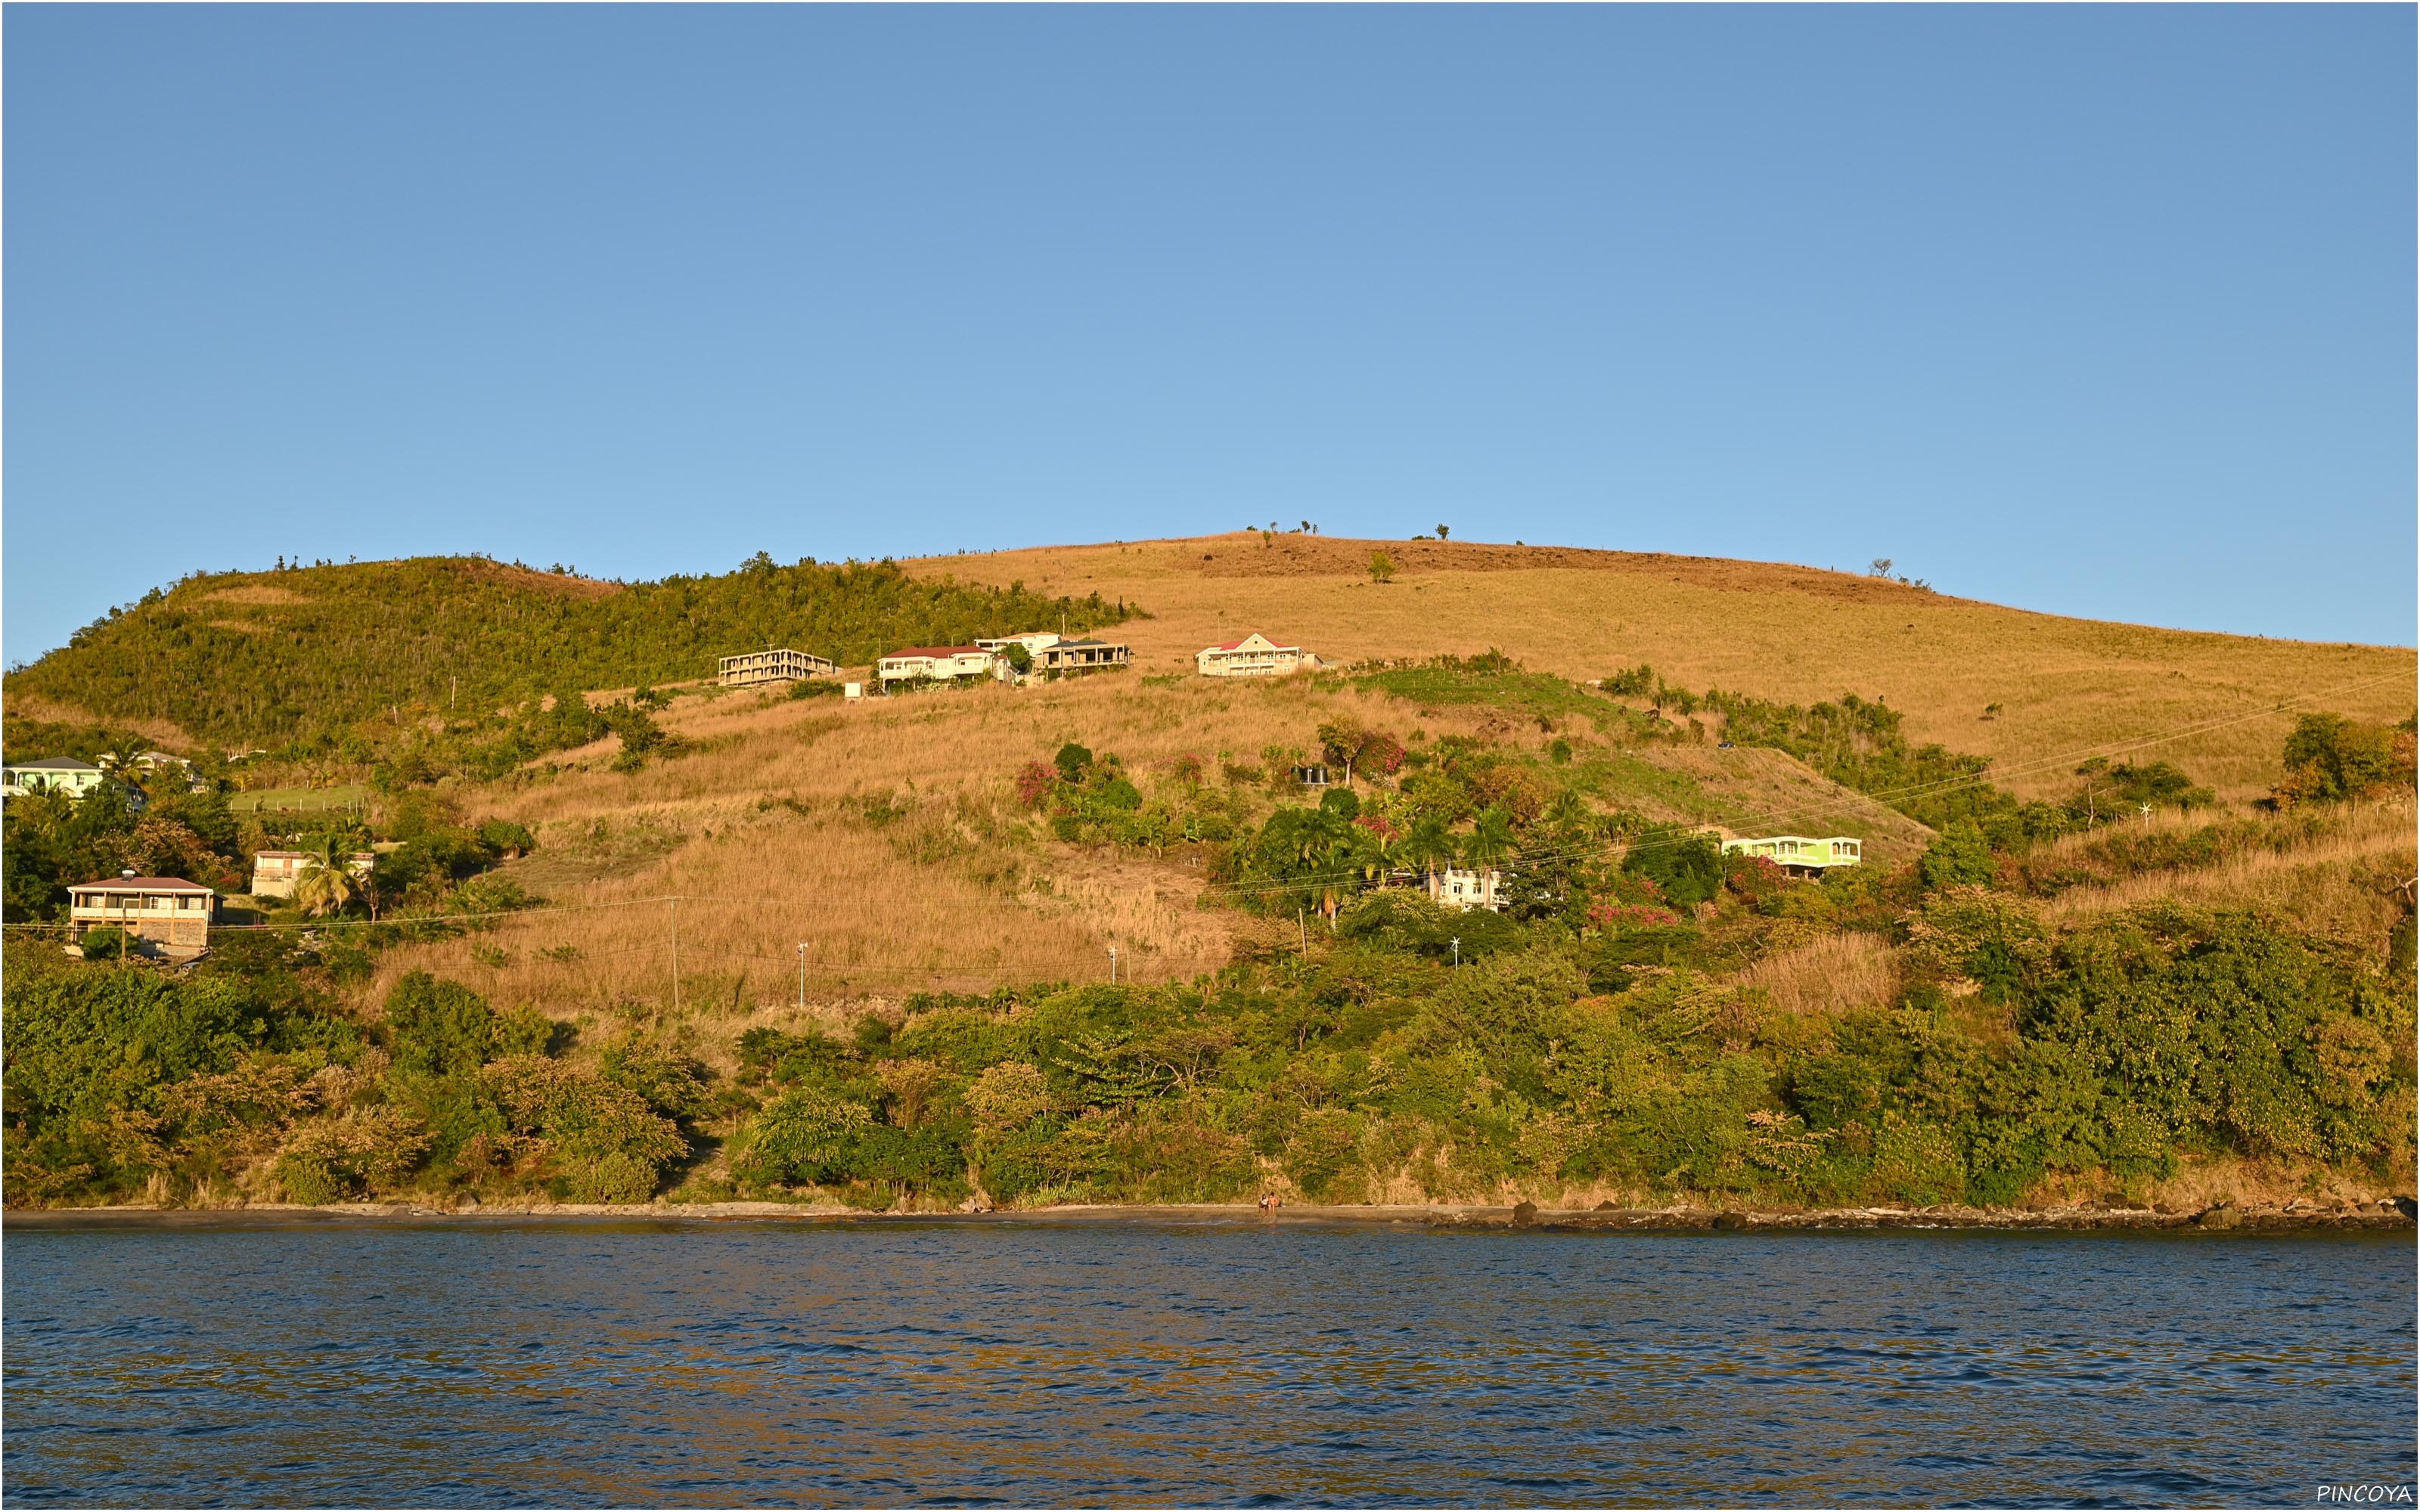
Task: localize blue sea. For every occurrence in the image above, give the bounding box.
[4,1216,2412,1505]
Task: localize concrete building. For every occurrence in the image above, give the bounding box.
[251,850,377,900]
[68,875,219,958]
[1426,866,1506,912]
[877,646,1001,691]
[3,758,107,799]
[718,649,839,689]
[1034,637,1131,674]
[1720,835,1862,877]
[977,632,1132,677]
[1196,633,1313,677]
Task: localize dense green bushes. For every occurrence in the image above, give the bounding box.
[697,899,2412,1211]
[5,889,2408,1210]
[2,956,695,1207]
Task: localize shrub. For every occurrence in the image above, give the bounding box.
[383,973,537,1077]
[1621,829,1725,908]
[966,1062,1055,1130]
[2270,713,2412,806]
[734,1087,876,1188]
[478,1056,687,1202]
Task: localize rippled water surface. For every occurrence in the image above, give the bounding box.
[4,1218,2412,1506]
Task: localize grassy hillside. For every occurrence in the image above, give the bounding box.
[4,554,1137,751]
[901,533,2415,803]
[5,532,2412,1216]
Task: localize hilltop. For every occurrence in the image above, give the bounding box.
[5,531,2412,1220]
[899,532,2415,803]
[3,553,1136,752]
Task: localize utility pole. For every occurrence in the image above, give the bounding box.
[670,897,681,1015]
[796,941,808,1011]
[1108,946,1118,985]
[1451,937,1460,968]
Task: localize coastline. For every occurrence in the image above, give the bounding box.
[8,1197,2413,1233]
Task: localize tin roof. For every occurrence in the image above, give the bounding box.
[882,646,988,659]
[8,757,101,771]
[70,876,216,894]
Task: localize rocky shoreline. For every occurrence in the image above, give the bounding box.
[8,1196,2415,1232]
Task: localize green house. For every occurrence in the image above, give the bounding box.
[2,758,107,800]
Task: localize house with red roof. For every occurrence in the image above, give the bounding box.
[1196,632,1313,678]
[67,873,219,958]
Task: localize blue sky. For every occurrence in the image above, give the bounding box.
[6,5,2412,658]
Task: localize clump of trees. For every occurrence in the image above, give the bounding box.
[2267,713,2417,808]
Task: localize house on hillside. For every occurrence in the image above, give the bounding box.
[718,648,839,689]
[250,850,377,900]
[2,758,108,800]
[1426,866,1506,912]
[1720,835,1862,878]
[117,751,207,792]
[976,633,1133,677]
[67,874,219,958]
[1196,633,1314,677]
[877,646,1001,691]
[1036,637,1131,674]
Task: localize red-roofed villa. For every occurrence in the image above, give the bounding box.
[67,875,219,958]
[1196,632,1313,677]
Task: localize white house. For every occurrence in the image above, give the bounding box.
[978,632,1133,677]
[250,850,377,900]
[877,645,1001,690]
[1426,866,1506,912]
[2,758,107,799]
[1196,633,1313,677]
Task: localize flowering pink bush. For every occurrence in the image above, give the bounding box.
[1587,901,1683,929]
[1014,759,1058,809]
[1355,813,1400,843]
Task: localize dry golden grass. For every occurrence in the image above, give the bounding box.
[358,531,2410,1011]
[203,585,312,606]
[368,664,1931,1008]
[2038,799,2415,950]
[907,533,2415,802]
[367,792,1230,1018]
[1738,931,1901,1017]
[6,692,200,752]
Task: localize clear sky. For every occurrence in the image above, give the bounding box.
[5,5,2413,659]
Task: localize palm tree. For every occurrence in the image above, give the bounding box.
[292,832,364,919]
[1542,789,1598,843]
[1462,805,1516,872]
[1398,815,1458,885]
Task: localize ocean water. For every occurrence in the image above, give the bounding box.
[2,1216,2411,1506]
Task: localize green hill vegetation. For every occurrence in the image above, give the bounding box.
[2,543,2413,1218]
[5,553,1136,751]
